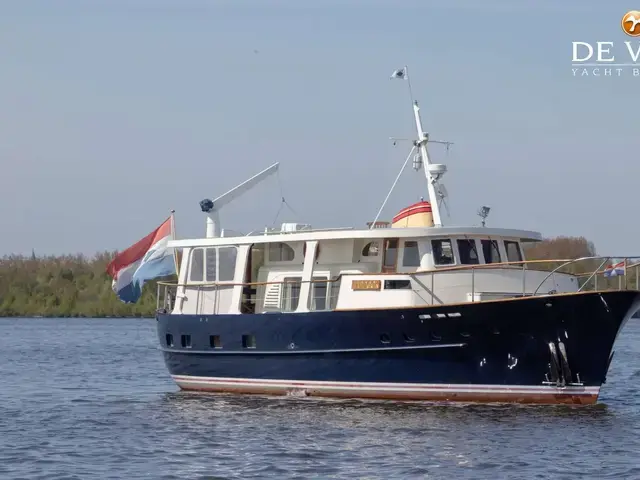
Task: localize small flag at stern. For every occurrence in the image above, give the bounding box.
[604,259,626,278]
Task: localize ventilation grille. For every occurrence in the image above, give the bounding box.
[263,283,282,309]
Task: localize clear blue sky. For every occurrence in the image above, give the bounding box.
[1,0,638,256]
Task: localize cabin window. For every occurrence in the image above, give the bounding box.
[431,239,454,265]
[269,242,295,262]
[384,279,411,289]
[310,276,330,311]
[383,239,399,271]
[189,248,204,282]
[457,239,479,265]
[282,276,302,312]
[362,241,380,257]
[242,334,256,349]
[218,247,237,281]
[205,247,238,282]
[504,241,523,263]
[205,248,217,282]
[481,239,501,264]
[402,241,421,267]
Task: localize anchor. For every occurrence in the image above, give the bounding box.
[543,339,583,387]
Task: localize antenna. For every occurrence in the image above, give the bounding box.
[200,162,279,238]
[437,184,451,218]
[477,206,491,227]
[389,65,452,227]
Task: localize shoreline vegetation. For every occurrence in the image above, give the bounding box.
[0,236,634,318]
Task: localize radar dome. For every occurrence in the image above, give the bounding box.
[392,201,434,228]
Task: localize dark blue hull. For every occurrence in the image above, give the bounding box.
[155,290,640,404]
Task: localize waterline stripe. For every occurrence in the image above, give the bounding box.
[172,375,599,395]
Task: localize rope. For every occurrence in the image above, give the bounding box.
[271,169,300,226]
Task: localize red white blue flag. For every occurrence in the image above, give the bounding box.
[604,259,626,278]
[106,216,176,303]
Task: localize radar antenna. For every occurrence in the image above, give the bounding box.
[477,206,491,227]
[437,184,451,218]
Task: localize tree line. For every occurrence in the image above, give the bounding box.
[0,236,635,317]
[0,251,176,318]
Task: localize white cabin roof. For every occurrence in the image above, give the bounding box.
[168,226,542,249]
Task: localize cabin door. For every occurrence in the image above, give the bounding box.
[241,244,263,314]
[382,238,399,273]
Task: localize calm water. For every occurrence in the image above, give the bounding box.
[0,318,639,479]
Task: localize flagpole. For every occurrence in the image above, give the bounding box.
[404,64,415,106]
[170,209,179,276]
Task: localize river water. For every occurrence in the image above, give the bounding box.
[0,317,639,479]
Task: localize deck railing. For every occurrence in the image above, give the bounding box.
[156,256,640,313]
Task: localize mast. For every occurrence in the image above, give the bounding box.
[412,101,443,227]
[388,65,450,228]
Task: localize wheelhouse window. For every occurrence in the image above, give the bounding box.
[457,239,479,265]
[402,241,421,267]
[504,241,523,263]
[362,241,380,257]
[431,239,454,265]
[481,239,501,264]
[269,242,295,262]
[189,248,204,281]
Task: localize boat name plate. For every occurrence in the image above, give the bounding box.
[351,279,382,291]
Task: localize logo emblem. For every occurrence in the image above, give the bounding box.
[622,10,640,36]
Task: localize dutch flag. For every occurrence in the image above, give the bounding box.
[604,259,626,278]
[106,216,177,303]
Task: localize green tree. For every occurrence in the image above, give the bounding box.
[0,251,176,317]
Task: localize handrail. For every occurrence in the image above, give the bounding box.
[157,278,338,288]
[157,256,640,290]
[244,226,356,236]
[576,257,610,293]
[156,255,640,313]
[531,256,601,296]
